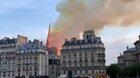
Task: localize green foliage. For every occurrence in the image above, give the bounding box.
[106,64,120,78]
[106,64,140,78]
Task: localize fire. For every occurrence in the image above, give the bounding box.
[46,25,63,55]
[47,0,140,55]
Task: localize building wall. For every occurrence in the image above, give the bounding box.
[16,53,48,78]
[136,53,140,64]
[118,50,139,66]
[0,52,16,78]
[48,48,60,78]
[117,56,125,67]
[16,40,49,78]
[0,36,49,78]
[118,35,140,67]
[0,38,17,78]
[60,30,106,77]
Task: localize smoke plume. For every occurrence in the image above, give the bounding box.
[49,0,140,54]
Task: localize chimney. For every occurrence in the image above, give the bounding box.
[127,46,129,50]
[120,53,121,56]
[71,37,77,41]
[65,39,67,42]
[34,39,39,44]
[139,35,140,40]
[17,35,28,45]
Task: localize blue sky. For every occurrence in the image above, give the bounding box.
[0,0,60,40]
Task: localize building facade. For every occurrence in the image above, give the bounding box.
[0,35,49,78]
[118,35,140,67]
[48,47,60,78]
[60,30,106,77]
[0,35,27,78]
[16,39,48,78]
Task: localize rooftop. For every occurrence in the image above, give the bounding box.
[117,54,124,58]
[124,47,136,53]
[63,30,103,46]
[0,37,17,44]
[134,35,140,45]
[18,39,45,50]
[63,37,103,46]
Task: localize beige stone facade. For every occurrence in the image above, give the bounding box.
[0,36,49,78]
[60,30,106,77]
[118,35,140,67]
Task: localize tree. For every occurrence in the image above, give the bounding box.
[120,64,140,78]
[106,64,121,78]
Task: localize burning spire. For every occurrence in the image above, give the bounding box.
[46,22,51,49]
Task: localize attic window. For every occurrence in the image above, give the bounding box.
[85,40,88,43]
[75,41,77,44]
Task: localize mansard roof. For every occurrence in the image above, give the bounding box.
[134,40,140,45]
[18,40,45,50]
[63,37,103,46]
[117,54,124,58]
[134,35,140,45]
[0,38,17,44]
[124,47,136,53]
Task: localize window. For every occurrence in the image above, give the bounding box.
[79,60,82,62]
[23,67,25,71]
[63,61,66,64]
[35,71,37,76]
[85,63,88,67]
[80,70,81,74]
[34,56,37,59]
[3,72,6,77]
[30,67,32,70]
[26,57,29,60]
[85,70,88,74]
[8,72,10,76]
[79,53,82,56]
[30,56,32,59]
[74,60,77,63]
[34,66,37,70]
[18,58,20,61]
[18,67,20,71]
[80,63,82,67]
[18,73,20,76]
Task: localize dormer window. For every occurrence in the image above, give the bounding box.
[83,30,95,40]
[85,40,88,43]
[75,41,77,44]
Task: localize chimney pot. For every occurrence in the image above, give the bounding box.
[120,53,121,56]
[127,46,129,50]
[65,39,67,41]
